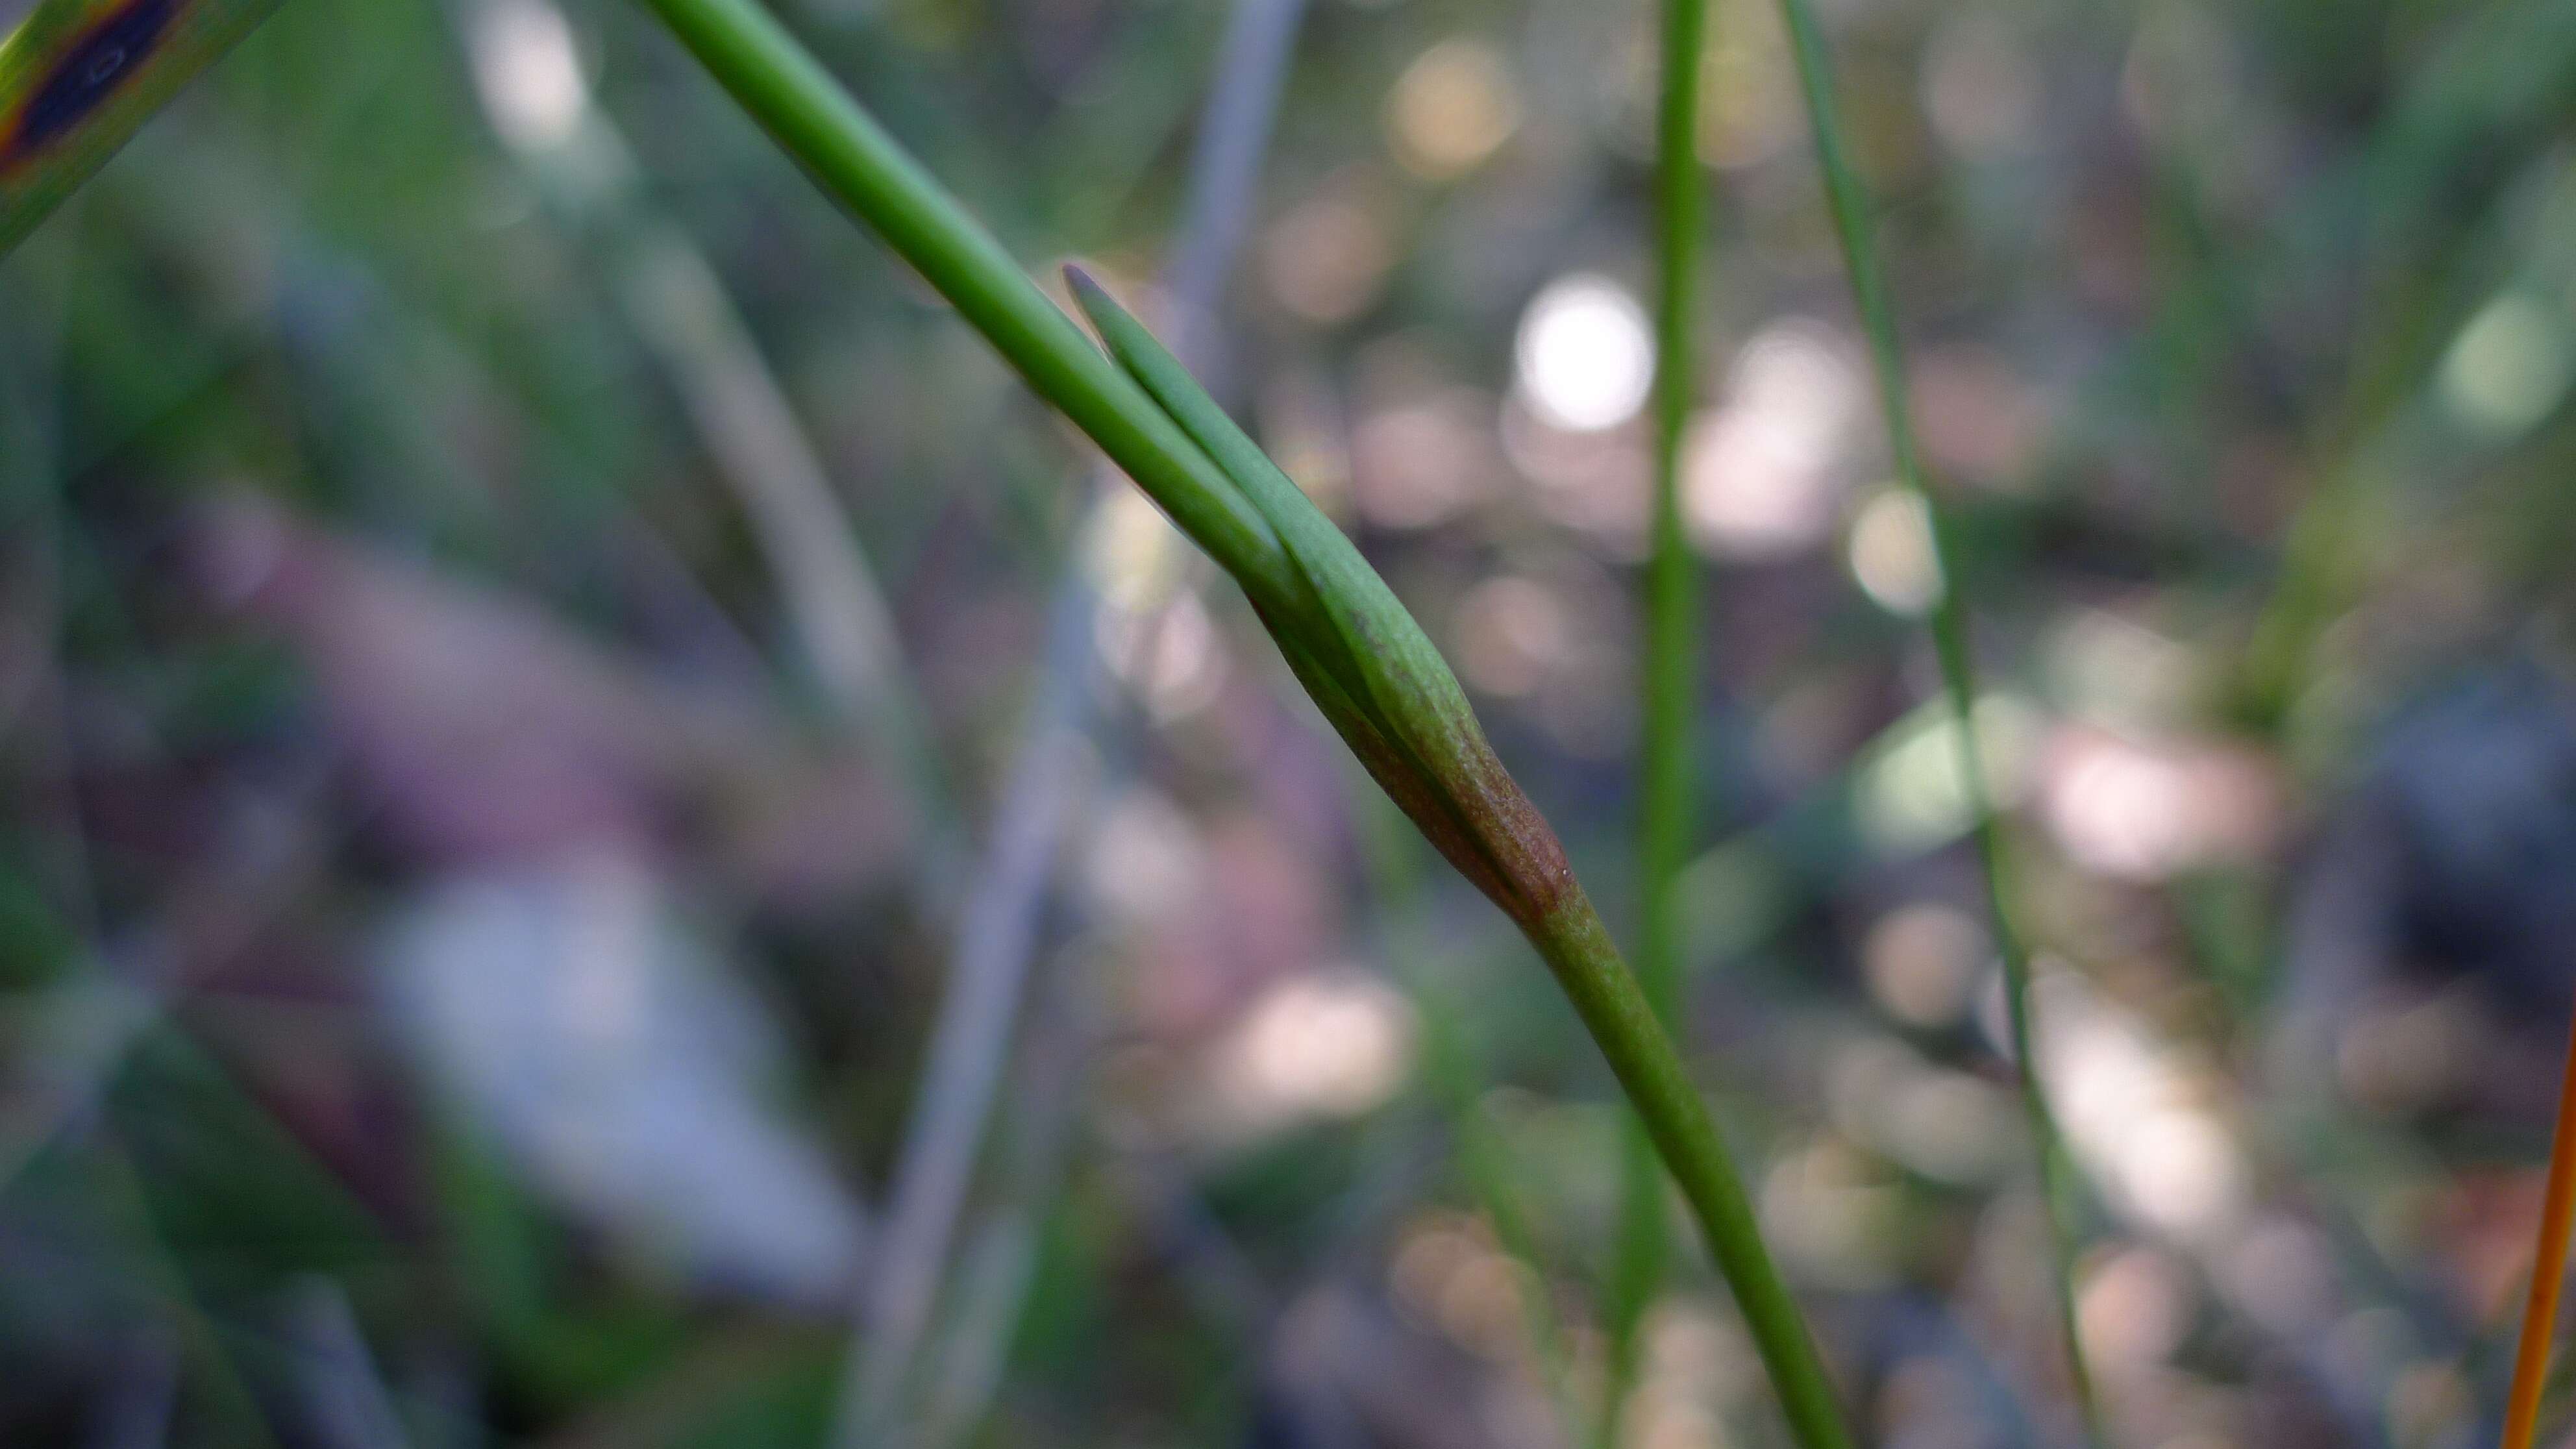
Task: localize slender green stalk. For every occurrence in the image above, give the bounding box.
[1093,262,1861,1449]
[1767,0,2105,1437]
[1067,289,1854,1449]
[1525,898,1852,1449]
[1603,0,1709,1439]
[630,0,1299,625]
[627,3,1855,1443]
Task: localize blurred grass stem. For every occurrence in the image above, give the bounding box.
[447,0,953,853]
[1768,0,2105,1435]
[837,0,1306,1435]
[843,664,1089,1443]
[1603,0,1710,1437]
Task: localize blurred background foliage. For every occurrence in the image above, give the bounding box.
[4,0,2576,1444]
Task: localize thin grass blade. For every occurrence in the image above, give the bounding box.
[1057,269,1853,1449]
[1067,267,1577,935]
[626,3,1857,1441]
[1604,0,1711,1436]
[1766,0,2103,1435]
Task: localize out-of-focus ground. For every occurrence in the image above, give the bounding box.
[5,0,2576,1445]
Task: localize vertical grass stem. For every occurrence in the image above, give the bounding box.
[1604,0,1710,1439]
[1767,0,2105,1435]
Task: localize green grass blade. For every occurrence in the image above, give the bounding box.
[628,5,1857,1441]
[0,0,286,256]
[1067,267,1569,933]
[1071,255,1864,1449]
[1766,0,2105,1437]
[1603,0,1710,1439]
[628,0,1304,627]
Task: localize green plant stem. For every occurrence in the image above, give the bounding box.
[1604,0,1709,1439]
[1766,0,2105,1440]
[629,0,1300,622]
[1530,898,1853,1449]
[629,3,1854,1444]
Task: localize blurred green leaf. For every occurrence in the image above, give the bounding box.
[0,0,284,255]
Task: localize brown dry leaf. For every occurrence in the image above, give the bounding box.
[192,495,912,904]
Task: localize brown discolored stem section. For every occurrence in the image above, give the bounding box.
[1278,623,1852,1449]
[1250,600,1564,933]
[1333,706,1572,935]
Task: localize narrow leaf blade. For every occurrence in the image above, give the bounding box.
[1067,267,1579,931]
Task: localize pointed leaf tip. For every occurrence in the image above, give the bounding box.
[1063,264,1132,349]
[1063,282,1581,934]
[1063,265,1125,341]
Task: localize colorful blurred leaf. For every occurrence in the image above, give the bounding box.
[0,0,283,254]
